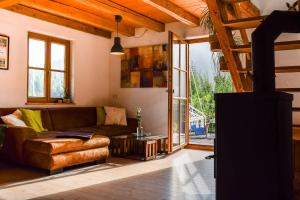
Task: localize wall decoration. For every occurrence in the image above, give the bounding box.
[121,44,168,88]
[0,35,9,70]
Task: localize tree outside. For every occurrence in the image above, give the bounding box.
[190,60,233,134]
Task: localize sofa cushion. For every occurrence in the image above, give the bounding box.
[96,106,106,127]
[24,134,110,155]
[104,106,127,126]
[1,110,27,127]
[20,109,47,132]
[47,107,96,131]
[0,108,53,130]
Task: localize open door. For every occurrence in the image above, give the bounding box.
[168,32,189,152]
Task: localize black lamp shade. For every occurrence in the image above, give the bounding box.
[111,37,124,55]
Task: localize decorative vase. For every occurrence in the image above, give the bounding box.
[137,126,144,137]
[136,107,143,137]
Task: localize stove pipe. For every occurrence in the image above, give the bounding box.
[252,11,300,93]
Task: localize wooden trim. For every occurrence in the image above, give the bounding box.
[185,144,214,151]
[186,43,190,146]
[168,31,173,153]
[186,37,209,44]
[25,102,75,105]
[27,32,71,103]
[143,0,199,26]
[21,0,134,36]
[7,5,111,38]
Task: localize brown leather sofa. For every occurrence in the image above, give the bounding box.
[0,107,137,174]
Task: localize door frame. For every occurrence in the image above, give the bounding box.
[167,31,189,152]
[168,35,214,152]
[185,37,215,151]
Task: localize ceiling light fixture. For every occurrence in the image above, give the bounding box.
[111,15,124,55]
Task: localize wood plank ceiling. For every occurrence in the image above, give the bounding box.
[0,0,207,38]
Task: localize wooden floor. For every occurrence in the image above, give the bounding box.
[0,149,215,200]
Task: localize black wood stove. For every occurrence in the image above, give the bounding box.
[215,11,300,200]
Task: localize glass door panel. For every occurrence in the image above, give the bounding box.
[172,100,180,147]
[168,32,189,151]
[173,69,180,97]
[180,100,187,144]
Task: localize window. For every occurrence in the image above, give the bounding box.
[27,32,70,103]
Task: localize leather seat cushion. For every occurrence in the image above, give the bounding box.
[24,134,110,155]
[24,147,109,170]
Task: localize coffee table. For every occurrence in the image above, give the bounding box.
[110,135,168,161]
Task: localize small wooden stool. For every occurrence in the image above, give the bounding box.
[144,140,157,161]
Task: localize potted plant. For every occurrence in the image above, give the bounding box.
[200,7,220,51]
[63,88,72,103]
[212,52,227,72]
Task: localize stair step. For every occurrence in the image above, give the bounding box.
[238,66,300,73]
[232,40,300,53]
[276,88,300,92]
[293,107,300,112]
[224,16,266,29]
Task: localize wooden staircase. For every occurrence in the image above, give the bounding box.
[206,0,300,128]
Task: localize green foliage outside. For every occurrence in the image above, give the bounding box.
[190,62,233,133]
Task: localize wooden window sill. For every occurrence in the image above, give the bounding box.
[25,102,75,106]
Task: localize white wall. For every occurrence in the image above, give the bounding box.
[109,23,195,135]
[0,9,111,107]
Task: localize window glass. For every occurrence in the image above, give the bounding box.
[51,71,65,98]
[29,39,46,68]
[51,43,66,71]
[28,69,45,97]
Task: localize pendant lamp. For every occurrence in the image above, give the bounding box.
[111,15,124,55]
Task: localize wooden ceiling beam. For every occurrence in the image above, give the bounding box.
[0,0,24,8]
[21,0,135,36]
[143,0,199,26]
[206,0,244,92]
[6,5,111,38]
[52,0,165,32]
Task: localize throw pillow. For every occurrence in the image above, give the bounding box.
[104,106,127,126]
[96,106,106,127]
[1,110,27,127]
[20,109,47,132]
